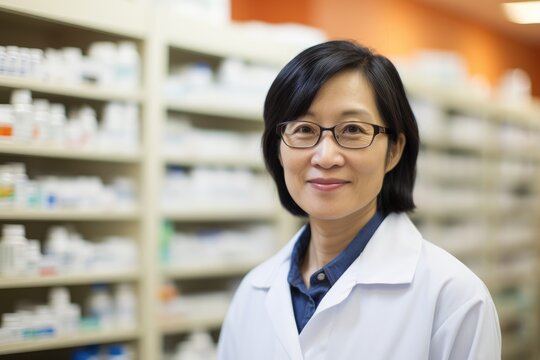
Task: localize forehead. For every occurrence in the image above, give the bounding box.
[306,69,380,121]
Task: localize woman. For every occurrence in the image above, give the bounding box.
[218,40,501,359]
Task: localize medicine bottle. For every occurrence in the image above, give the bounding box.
[86,284,114,331]
[0,105,14,141]
[49,103,66,146]
[32,98,50,143]
[8,162,28,209]
[114,284,137,329]
[10,89,33,142]
[0,224,27,276]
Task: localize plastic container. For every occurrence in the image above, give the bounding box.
[32,98,50,143]
[114,284,137,329]
[116,41,140,89]
[0,224,27,276]
[49,103,66,146]
[25,240,41,276]
[9,162,28,209]
[10,89,33,142]
[107,343,132,360]
[0,165,15,208]
[0,105,14,141]
[86,284,114,330]
[45,226,71,272]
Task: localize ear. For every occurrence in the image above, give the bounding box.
[385,133,405,174]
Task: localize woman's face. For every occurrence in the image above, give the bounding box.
[279,70,404,222]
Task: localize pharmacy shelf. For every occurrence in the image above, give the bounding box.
[0,271,139,289]
[404,77,540,124]
[163,261,260,280]
[0,209,140,221]
[413,206,483,221]
[0,328,139,356]
[496,300,524,328]
[0,4,152,360]
[167,100,262,122]
[421,138,540,163]
[160,308,227,335]
[502,333,534,360]
[163,13,303,67]
[163,154,264,170]
[491,268,537,289]
[496,148,540,163]
[162,207,278,222]
[0,0,148,39]
[0,143,140,163]
[420,137,492,156]
[0,76,143,102]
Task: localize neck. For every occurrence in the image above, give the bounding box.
[301,204,377,284]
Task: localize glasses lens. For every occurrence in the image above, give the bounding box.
[281,121,320,148]
[335,122,374,148]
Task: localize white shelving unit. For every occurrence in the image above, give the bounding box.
[152,12,301,358]
[0,1,148,359]
[0,209,140,221]
[0,271,139,289]
[0,143,140,162]
[0,75,143,102]
[0,328,140,356]
[166,100,263,122]
[163,261,259,280]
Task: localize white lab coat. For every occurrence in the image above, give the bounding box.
[217,213,501,360]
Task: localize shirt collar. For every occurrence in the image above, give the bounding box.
[287,212,385,287]
[250,213,422,289]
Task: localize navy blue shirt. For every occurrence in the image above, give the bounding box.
[287,212,385,333]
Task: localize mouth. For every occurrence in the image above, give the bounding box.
[307,178,349,191]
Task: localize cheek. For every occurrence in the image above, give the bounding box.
[279,144,306,190]
[353,154,388,187]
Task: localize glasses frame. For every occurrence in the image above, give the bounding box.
[277,120,394,149]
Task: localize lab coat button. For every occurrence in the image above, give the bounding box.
[317,272,326,281]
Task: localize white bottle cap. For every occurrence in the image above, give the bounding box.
[10,89,32,106]
[49,287,71,308]
[33,98,50,112]
[50,103,66,114]
[2,224,25,238]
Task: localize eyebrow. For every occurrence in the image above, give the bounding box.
[305,109,373,118]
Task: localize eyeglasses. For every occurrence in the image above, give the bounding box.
[277,120,394,149]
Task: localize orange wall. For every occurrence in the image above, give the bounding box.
[231,0,540,97]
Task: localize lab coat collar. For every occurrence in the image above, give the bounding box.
[248,213,422,358]
[249,212,422,289]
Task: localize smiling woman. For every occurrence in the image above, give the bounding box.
[217,40,502,360]
[277,69,405,225]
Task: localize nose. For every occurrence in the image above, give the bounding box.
[310,131,345,169]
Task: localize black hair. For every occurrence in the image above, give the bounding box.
[262,40,419,216]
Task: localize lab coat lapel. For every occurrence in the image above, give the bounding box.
[314,213,422,315]
[264,260,304,360]
[250,227,305,360]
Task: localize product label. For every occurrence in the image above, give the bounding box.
[0,184,15,206]
[0,125,13,138]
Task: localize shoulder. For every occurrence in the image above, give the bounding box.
[419,239,489,295]
[417,240,501,357]
[417,239,498,333]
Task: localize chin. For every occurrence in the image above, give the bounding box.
[303,204,351,221]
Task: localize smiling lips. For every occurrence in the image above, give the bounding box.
[307,178,349,191]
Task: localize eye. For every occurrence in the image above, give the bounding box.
[296,125,316,134]
[341,123,368,135]
[287,122,318,135]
